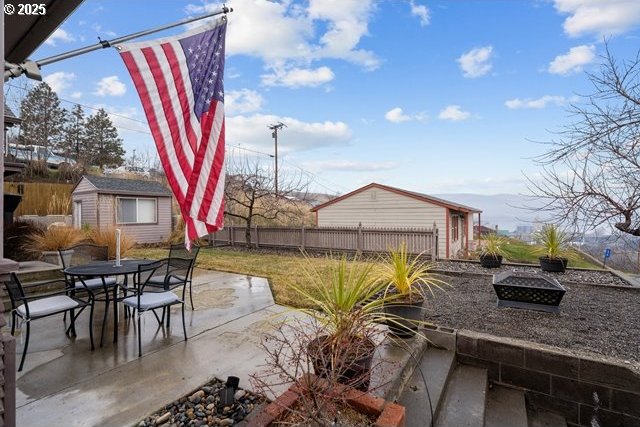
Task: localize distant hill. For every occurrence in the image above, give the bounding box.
[434,193,546,231]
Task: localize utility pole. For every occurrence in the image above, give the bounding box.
[268,122,286,196]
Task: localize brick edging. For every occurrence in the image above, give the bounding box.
[247,375,405,427]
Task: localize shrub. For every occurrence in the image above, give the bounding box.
[27,225,85,252]
[4,220,44,261]
[57,163,85,182]
[88,227,134,259]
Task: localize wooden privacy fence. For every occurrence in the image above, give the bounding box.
[209,223,439,259]
[4,182,73,216]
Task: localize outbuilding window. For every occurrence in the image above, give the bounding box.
[117,197,157,224]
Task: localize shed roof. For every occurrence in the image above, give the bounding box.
[74,175,172,196]
[310,182,482,213]
[4,102,21,126]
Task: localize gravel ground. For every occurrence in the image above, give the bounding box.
[424,275,640,365]
[433,260,632,287]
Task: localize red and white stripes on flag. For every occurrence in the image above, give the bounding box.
[118,18,227,248]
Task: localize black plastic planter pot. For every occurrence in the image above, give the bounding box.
[479,254,503,269]
[307,335,375,391]
[383,297,425,338]
[539,256,568,273]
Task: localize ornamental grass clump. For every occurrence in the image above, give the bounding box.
[88,227,134,259]
[534,224,572,260]
[287,254,399,390]
[480,233,507,258]
[377,243,447,303]
[27,225,84,252]
[292,254,388,342]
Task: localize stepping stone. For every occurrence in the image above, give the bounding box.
[399,348,455,427]
[527,407,567,427]
[484,386,527,427]
[435,364,487,427]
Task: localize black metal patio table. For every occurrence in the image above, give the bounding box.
[64,259,154,346]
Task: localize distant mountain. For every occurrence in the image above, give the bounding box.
[434,193,546,231]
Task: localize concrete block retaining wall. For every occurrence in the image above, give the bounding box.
[454,329,640,427]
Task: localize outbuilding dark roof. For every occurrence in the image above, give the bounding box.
[77,175,172,196]
[4,102,22,126]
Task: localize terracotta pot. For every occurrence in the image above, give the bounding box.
[246,374,406,427]
[307,335,375,392]
[383,296,425,338]
[539,256,568,273]
[479,254,503,268]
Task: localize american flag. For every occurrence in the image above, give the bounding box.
[118,18,227,247]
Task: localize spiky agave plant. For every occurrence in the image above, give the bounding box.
[480,233,507,258]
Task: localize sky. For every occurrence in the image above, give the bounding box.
[5,0,640,197]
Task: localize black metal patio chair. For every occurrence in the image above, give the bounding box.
[123,258,190,357]
[60,243,118,347]
[3,273,94,371]
[146,244,200,310]
[60,243,117,291]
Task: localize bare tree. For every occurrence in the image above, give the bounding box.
[529,43,640,236]
[224,156,311,248]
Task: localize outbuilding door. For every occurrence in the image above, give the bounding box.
[73,201,82,228]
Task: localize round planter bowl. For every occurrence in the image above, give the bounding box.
[42,249,74,267]
[383,297,425,338]
[539,256,568,273]
[41,250,61,266]
[479,254,503,269]
[307,335,375,391]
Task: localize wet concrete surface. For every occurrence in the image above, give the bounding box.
[10,268,277,426]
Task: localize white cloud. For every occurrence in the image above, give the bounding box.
[302,160,398,172]
[43,71,75,93]
[385,107,411,123]
[227,113,352,153]
[261,66,335,88]
[44,28,75,46]
[505,95,570,109]
[186,0,379,70]
[409,1,430,26]
[384,107,428,123]
[553,0,640,37]
[70,92,83,99]
[438,105,471,121]
[457,46,494,78]
[225,89,264,114]
[548,45,595,75]
[94,76,127,97]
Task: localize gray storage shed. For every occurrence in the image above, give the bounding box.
[71,175,172,244]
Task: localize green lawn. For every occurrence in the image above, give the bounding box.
[130,241,601,307]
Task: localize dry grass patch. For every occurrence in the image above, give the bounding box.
[129,247,366,307]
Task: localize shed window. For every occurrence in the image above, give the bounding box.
[117,197,157,224]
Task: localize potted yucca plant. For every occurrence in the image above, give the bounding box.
[534,224,572,273]
[291,255,391,391]
[377,243,446,338]
[27,226,84,266]
[479,233,507,268]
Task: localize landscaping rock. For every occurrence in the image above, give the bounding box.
[141,377,265,426]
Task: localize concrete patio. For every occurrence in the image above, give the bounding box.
[11,268,281,426]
